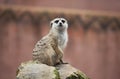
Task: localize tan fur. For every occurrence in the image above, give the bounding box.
[32,18,68,66]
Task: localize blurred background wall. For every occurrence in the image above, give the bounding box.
[0,0,120,79]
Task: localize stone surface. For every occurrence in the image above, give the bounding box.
[56,64,89,79]
[16,61,89,79]
[16,61,60,79]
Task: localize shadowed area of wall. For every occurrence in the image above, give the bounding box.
[0,5,120,79]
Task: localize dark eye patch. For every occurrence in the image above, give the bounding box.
[55,20,59,23]
[61,20,65,23]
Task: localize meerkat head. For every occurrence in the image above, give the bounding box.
[50,18,68,32]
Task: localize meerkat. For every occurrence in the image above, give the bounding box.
[32,18,68,66]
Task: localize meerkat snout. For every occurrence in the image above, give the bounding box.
[59,22,62,27]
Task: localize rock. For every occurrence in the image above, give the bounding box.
[16,61,60,79]
[56,64,89,79]
[16,61,89,79]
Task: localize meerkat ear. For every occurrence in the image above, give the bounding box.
[50,22,53,27]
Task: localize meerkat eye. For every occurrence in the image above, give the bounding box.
[61,20,65,23]
[55,20,59,23]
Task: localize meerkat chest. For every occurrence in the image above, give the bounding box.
[58,32,68,50]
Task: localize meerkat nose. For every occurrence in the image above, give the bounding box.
[59,22,62,27]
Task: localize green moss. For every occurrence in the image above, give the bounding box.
[66,72,90,79]
[54,69,60,79]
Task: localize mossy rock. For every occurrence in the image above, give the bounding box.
[16,60,60,79]
[16,61,89,79]
[56,64,89,79]
[66,72,89,79]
